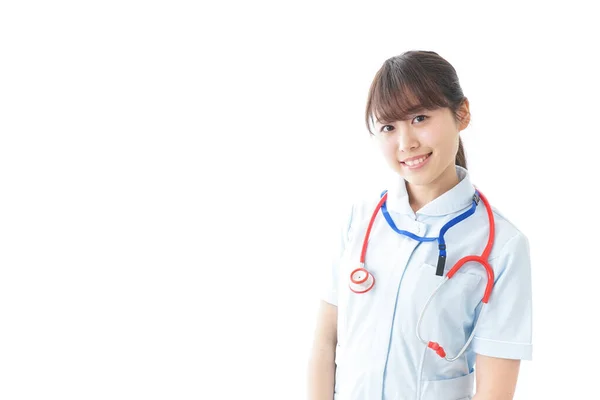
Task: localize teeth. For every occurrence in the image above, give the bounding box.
[405,155,428,166]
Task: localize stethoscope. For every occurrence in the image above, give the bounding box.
[348,189,496,362]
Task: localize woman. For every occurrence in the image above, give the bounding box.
[308,50,532,400]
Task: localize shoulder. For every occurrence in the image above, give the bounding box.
[488,205,530,261]
[341,191,384,237]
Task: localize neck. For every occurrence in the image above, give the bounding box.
[406,164,460,213]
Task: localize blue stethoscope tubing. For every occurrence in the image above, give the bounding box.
[348,189,496,361]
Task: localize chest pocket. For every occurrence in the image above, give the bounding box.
[397,263,483,353]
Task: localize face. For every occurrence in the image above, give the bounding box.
[373,102,470,189]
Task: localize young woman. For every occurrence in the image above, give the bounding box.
[308,51,532,400]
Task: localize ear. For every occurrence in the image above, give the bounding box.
[456,98,471,131]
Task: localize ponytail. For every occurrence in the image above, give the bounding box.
[456,137,467,169]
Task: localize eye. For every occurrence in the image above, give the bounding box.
[380,125,395,133]
[413,115,428,124]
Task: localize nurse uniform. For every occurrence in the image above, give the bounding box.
[322,166,533,400]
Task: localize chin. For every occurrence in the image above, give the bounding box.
[403,176,433,186]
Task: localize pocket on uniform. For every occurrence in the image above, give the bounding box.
[420,369,475,400]
[397,263,483,344]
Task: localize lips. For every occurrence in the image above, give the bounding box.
[401,152,432,168]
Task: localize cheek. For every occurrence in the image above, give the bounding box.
[419,129,458,152]
[379,141,398,160]
[416,130,438,146]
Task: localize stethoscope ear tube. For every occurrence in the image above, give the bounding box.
[415,269,492,361]
[446,256,495,304]
[417,190,497,360]
[416,281,489,362]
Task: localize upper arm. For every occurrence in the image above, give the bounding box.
[321,203,354,307]
[311,301,338,356]
[475,353,520,399]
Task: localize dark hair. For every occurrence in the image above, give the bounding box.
[365,50,469,169]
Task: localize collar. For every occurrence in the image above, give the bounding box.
[385,166,476,217]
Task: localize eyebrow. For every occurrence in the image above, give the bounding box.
[375,112,428,125]
[376,108,431,125]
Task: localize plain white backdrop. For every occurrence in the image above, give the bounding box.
[1,1,599,399]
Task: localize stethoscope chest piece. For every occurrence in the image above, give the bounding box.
[349,267,375,293]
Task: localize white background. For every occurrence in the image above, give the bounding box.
[1,1,598,399]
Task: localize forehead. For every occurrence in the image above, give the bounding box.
[367,73,457,124]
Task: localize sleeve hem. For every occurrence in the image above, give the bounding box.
[321,293,337,306]
[472,337,532,360]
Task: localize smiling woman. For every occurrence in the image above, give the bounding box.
[372,105,470,212]
[364,53,473,213]
[307,50,533,400]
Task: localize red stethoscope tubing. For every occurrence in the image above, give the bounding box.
[356,190,495,303]
[447,190,495,303]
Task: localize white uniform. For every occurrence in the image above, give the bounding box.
[322,166,533,400]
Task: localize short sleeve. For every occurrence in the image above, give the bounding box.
[321,204,354,306]
[471,232,533,360]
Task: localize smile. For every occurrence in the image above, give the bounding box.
[402,153,432,169]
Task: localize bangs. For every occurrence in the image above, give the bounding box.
[366,58,451,131]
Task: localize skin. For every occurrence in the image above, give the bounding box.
[372,101,469,213]
[308,100,521,399]
[307,301,337,400]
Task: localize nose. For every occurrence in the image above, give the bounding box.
[397,127,419,153]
